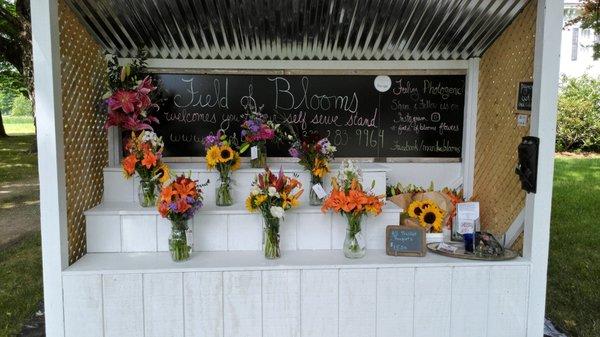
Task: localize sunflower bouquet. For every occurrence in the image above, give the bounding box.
[321,160,384,258]
[245,167,303,259]
[203,131,241,206]
[239,109,278,168]
[121,130,170,207]
[157,175,206,261]
[405,199,446,233]
[289,133,337,206]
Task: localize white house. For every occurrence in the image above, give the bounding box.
[560,0,600,77]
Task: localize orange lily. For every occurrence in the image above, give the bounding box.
[141,150,157,169]
[122,154,137,176]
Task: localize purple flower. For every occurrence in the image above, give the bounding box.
[289,147,301,158]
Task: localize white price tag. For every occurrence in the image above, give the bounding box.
[250,146,258,159]
[517,114,528,126]
[312,183,328,199]
[437,242,458,253]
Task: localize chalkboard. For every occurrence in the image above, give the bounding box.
[517,82,533,111]
[386,225,426,257]
[151,74,465,158]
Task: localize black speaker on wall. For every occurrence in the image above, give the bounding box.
[515,136,539,194]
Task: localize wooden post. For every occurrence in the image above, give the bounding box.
[31,0,67,336]
[524,0,564,336]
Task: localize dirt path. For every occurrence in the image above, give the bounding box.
[0,182,40,249]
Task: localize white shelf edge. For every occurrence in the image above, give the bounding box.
[63,250,530,276]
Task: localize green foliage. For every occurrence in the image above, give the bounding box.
[10,94,31,116]
[107,53,148,91]
[0,90,16,115]
[565,0,600,60]
[556,75,600,152]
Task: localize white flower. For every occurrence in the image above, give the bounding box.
[270,206,285,219]
[251,186,261,196]
[267,186,279,197]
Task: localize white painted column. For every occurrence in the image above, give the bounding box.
[524,0,564,336]
[31,1,67,337]
[462,58,480,199]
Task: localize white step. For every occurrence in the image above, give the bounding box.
[102,163,388,205]
[85,202,402,253]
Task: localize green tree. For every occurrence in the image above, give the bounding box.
[556,75,600,152]
[10,94,31,116]
[0,0,32,138]
[0,90,16,115]
[566,0,600,60]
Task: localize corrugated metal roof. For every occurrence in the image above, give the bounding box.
[65,0,530,61]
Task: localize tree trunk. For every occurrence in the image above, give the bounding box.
[0,114,8,138]
[16,0,37,152]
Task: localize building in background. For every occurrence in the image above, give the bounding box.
[560,0,600,77]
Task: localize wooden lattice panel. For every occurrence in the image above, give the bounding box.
[474,0,536,236]
[58,0,108,264]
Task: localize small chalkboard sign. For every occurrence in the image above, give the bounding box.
[517,82,533,111]
[385,225,426,257]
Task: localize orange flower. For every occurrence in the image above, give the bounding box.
[176,198,191,213]
[158,202,170,217]
[174,180,198,198]
[141,150,157,169]
[160,186,177,202]
[122,154,138,176]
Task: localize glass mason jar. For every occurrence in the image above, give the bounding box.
[263,216,281,259]
[250,143,267,168]
[169,219,192,262]
[216,174,234,206]
[309,175,324,206]
[138,180,158,207]
[343,213,366,259]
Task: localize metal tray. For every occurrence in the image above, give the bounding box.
[427,242,519,261]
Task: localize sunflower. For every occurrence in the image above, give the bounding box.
[255,194,268,207]
[407,201,424,218]
[206,146,221,169]
[155,162,171,184]
[218,145,235,163]
[418,205,444,233]
[246,196,256,212]
[231,153,241,171]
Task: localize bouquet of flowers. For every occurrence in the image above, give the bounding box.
[121,131,170,207]
[157,175,206,261]
[203,131,241,206]
[405,199,446,233]
[245,167,303,259]
[322,160,384,258]
[104,56,159,131]
[289,133,337,205]
[239,109,278,168]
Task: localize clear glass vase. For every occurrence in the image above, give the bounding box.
[343,214,366,259]
[250,143,267,168]
[169,219,192,262]
[138,180,158,207]
[309,175,324,206]
[216,175,233,206]
[263,216,281,259]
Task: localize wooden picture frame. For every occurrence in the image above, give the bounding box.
[385,225,427,257]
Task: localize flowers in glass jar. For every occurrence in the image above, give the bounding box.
[289,133,337,205]
[157,175,206,261]
[239,109,278,168]
[321,160,384,258]
[203,131,241,206]
[121,131,170,207]
[104,56,160,131]
[245,167,303,258]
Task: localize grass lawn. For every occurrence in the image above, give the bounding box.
[546,156,600,337]
[2,115,35,135]
[0,134,38,183]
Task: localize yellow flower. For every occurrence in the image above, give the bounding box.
[407,201,424,218]
[156,162,171,184]
[281,192,299,209]
[206,146,221,169]
[245,196,256,212]
[311,158,329,178]
[419,198,435,210]
[218,145,235,163]
[418,205,444,233]
[231,153,241,171]
[255,194,267,207]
